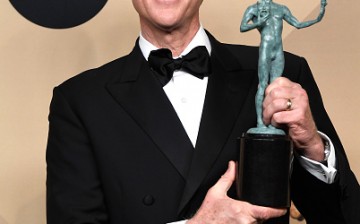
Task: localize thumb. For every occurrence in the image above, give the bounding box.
[212,161,236,195]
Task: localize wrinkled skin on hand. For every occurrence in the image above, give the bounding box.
[188,161,287,224]
[262,77,325,161]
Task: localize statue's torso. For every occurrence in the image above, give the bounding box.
[257,3,285,49]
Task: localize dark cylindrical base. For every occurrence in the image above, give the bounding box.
[236,133,293,208]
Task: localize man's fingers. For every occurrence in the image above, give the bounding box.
[263,77,309,126]
[211,161,236,195]
[251,205,288,220]
[265,77,299,96]
[192,161,287,223]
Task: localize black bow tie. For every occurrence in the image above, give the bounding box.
[148,46,211,86]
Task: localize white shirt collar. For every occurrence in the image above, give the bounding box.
[138,26,212,61]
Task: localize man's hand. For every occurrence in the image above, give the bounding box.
[262,77,325,161]
[187,161,287,224]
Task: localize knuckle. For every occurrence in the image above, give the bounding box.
[255,208,270,220]
[294,83,302,89]
[297,88,308,99]
[269,88,281,98]
[276,77,285,83]
[277,77,289,85]
[257,208,283,220]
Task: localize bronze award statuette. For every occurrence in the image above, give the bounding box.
[236,0,327,208]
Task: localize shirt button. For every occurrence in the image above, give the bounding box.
[181,97,188,103]
[142,195,155,206]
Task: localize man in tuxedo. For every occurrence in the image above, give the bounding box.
[46,0,360,223]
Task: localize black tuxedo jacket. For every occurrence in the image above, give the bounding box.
[46,32,360,224]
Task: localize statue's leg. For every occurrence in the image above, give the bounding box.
[256,50,270,128]
[255,87,266,128]
[270,51,285,82]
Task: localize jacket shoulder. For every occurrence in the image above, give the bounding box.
[61,56,126,87]
[54,52,132,99]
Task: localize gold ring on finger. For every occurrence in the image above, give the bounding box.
[286,99,292,111]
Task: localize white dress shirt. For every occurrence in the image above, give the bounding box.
[138,27,337,223]
[139,27,211,147]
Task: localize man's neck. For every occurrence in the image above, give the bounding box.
[140,19,201,57]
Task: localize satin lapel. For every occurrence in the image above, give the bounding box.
[106,45,194,179]
[177,38,258,214]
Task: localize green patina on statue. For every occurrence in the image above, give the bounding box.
[240,0,327,135]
